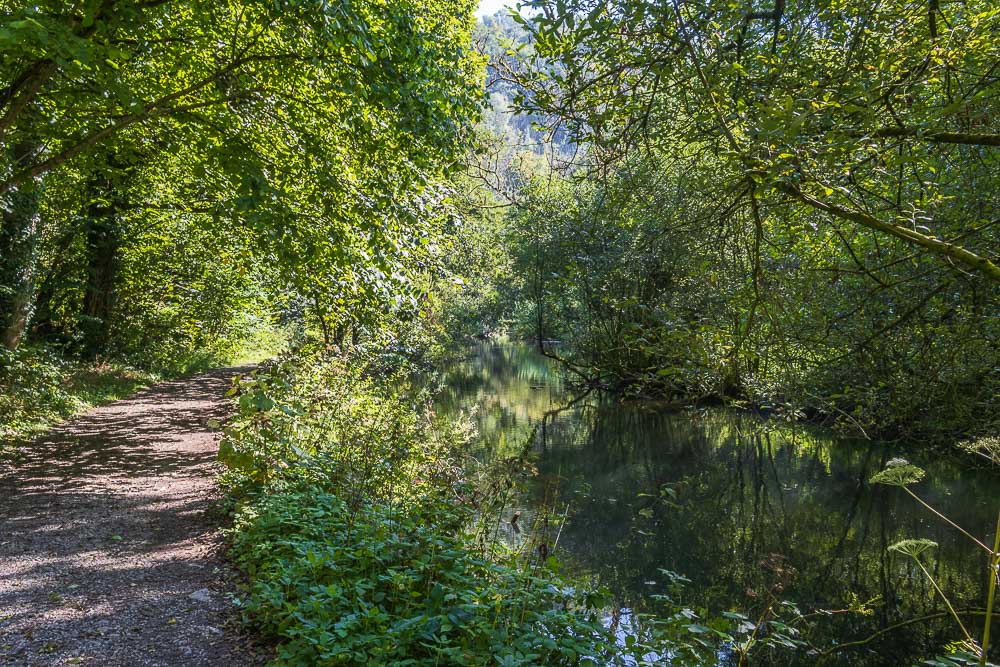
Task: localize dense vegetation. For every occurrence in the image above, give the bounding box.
[2,0,998,664]
[455,0,1000,445]
[219,349,619,665]
[0,0,481,437]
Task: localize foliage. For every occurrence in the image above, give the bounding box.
[870,458,927,488]
[444,0,1000,442]
[517,0,1000,278]
[873,459,1000,665]
[220,349,615,665]
[0,0,483,385]
[0,0,487,455]
[473,11,572,159]
[430,173,518,342]
[0,344,156,447]
[220,348,820,665]
[230,487,616,666]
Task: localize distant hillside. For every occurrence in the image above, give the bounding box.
[474,11,572,156]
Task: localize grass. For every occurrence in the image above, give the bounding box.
[0,348,159,453]
[0,324,292,454]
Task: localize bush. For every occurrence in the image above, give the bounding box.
[220,349,624,666]
[0,345,155,446]
[231,485,611,666]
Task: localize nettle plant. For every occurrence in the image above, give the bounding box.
[871,459,1000,667]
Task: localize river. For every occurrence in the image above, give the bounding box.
[433,341,1000,665]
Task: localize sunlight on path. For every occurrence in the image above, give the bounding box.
[0,368,266,667]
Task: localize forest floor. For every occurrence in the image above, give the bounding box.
[0,367,270,667]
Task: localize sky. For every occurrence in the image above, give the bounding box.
[476,0,516,17]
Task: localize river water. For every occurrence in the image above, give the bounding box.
[434,341,1000,665]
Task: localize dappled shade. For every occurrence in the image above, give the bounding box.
[0,368,266,666]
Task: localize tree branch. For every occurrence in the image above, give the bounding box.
[776,182,1000,283]
[863,126,1000,147]
[0,54,296,195]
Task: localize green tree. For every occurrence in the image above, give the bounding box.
[468,0,1000,437]
[1,0,483,357]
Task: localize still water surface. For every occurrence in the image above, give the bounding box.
[434,341,1000,665]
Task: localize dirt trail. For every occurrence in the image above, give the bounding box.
[0,367,269,666]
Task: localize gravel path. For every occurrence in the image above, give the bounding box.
[0,367,270,666]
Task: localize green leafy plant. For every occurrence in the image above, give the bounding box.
[872,460,1000,665]
[220,349,623,665]
[0,344,156,447]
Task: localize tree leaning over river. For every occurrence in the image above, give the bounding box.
[457,0,1000,440]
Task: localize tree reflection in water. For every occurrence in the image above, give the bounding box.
[435,341,1000,665]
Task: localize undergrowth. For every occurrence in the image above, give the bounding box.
[219,349,624,665]
[0,323,289,451]
[0,345,157,450]
[230,486,615,665]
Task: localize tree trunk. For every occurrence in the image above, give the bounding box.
[80,216,120,355]
[0,137,42,351]
[313,292,331,348]
[29,229,76,340]
[78,152,133,356]
[80,190,121,356]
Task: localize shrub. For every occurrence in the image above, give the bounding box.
[220,349,625,666]
[0,345,155,446]
[230,484,611,666]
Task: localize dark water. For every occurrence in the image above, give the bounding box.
[434,341,1000,665]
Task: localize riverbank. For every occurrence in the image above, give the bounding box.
[507,334,1000,463]
[217,347,643,665]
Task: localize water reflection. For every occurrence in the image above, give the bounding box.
[435,341,1000,665]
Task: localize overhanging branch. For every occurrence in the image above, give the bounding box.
[776,181,1000,283]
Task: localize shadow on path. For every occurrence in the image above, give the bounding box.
[0,367,269,667]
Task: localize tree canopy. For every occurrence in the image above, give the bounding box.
[438,0,1000,440]
[1,0,482,357]
[515,0,1000,281]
